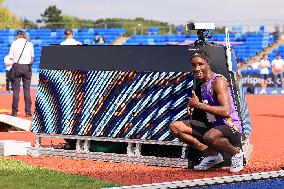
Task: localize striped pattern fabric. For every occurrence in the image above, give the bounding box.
[32,70,194,141]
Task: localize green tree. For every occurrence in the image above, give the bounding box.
[21,18,38,29]
[57,16,178,36]
[39,5,63,28]
[0,0,22,29]
[214,26,226,34]
[61,15,97,29]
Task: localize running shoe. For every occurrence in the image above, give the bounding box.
[230,149,244,172]
[194,153,224,170]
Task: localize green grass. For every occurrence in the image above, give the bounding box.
[0,158,120,189]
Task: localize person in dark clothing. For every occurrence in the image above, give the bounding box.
[4,55,13,92]
[8,30,34,117]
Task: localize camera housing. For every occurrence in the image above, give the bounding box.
[186,23,216,46]
[186,23,215,31]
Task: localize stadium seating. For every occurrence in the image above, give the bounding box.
[0,28,125,72]
[268,44,284,62]
[124,32,274,63]
[148,27,159,35]
[0,27,275,73]
[242,44,284,74]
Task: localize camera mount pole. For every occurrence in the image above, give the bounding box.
[225,27,233,71]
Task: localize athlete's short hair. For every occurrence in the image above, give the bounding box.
[190,49,212,64]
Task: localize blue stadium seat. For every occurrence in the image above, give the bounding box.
[259,25,265,33]
[0,28,276,73]
[50,32,57,38]
[148,27,159,35]
[177,26,183,35]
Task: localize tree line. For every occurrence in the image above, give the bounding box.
[0,3,225,36]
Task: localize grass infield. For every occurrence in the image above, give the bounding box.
[0,157,119,189]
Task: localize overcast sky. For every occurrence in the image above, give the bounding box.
[3,0,284,29]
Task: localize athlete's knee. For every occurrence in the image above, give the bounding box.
[169,121,183,135]
[203,132,218,146]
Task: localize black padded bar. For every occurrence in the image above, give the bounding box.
[40,45,228,73]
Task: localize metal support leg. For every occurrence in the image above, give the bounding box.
[127,143,141,157]
[127,143,135,156]
[76,140,84,151]
[83,140,90,152]
[134,143,141,156]
[35,135,41,148]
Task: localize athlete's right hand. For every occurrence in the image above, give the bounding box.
[188,91,200,109]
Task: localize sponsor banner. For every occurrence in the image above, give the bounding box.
[241,73,284,87]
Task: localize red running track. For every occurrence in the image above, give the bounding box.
[0,87,283,185]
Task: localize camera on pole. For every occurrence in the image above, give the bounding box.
[186,23,216,46]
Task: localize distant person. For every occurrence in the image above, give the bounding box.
[251,61,260,70]
[235,59,242,86]
[8,30,34,117]
[237,59,242,78]
[93,35,105,45]
[4,55,13,92]
[98,36,105,44]
[93,35,100,44]
[271,52,284,94]
[170,49,244,173]
[60,29,82,45]
[259,54,271,94]
[246,65,252,70]
[272,26,280,42]
[60,29,82,150]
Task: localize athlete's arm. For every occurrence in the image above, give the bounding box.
[189,77,231,118]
